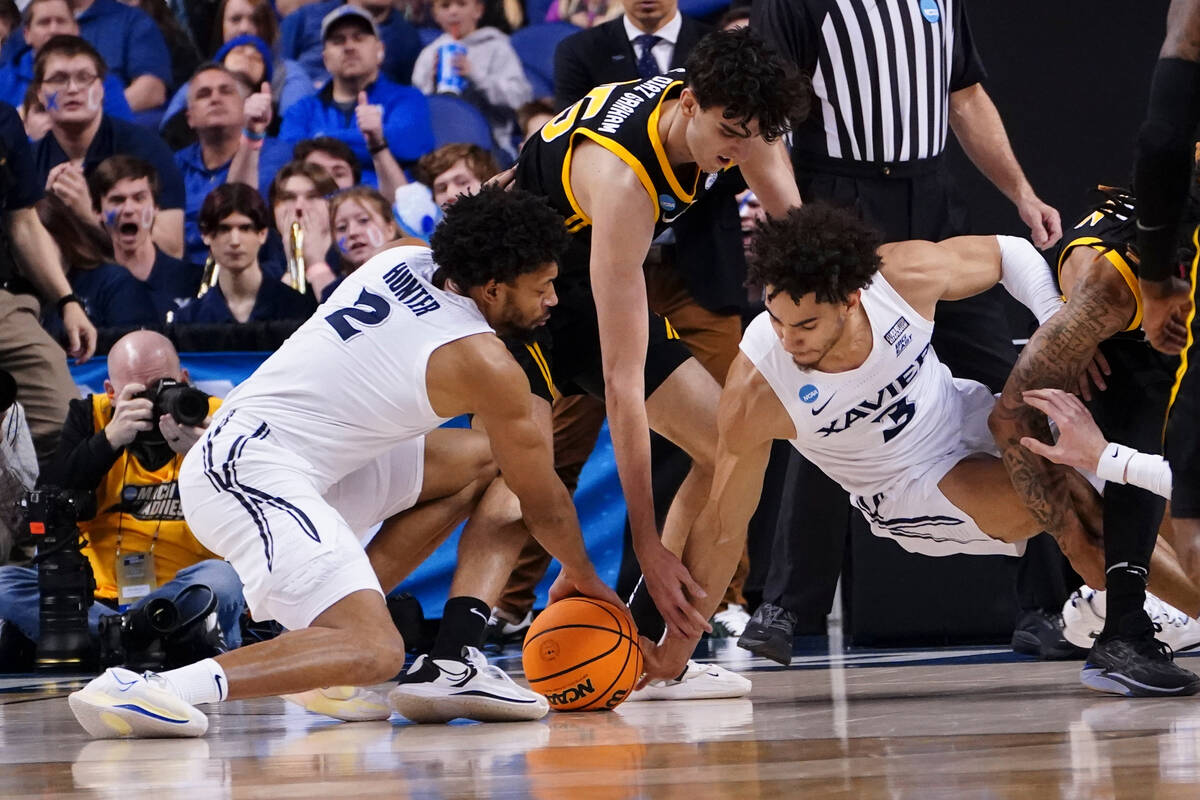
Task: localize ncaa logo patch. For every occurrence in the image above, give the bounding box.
[659,194,677,212]
[799,384,820,403]
[919,0,940,23]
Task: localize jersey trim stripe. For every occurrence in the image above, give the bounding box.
[646,80,699,202]
[1167,225,1200,430]
[571,128,662,221]
[525,343,558,400]
[1056,236,1142,332]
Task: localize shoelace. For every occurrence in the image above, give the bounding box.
[462,646,518,685]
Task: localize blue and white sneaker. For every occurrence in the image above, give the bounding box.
[69,668,208,738]
[387,646,548,723]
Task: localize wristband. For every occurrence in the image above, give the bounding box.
[56,293,82,314]
[368,140,389,155]
[241,135,264,151]
[1096,442,1135,484]
[242,128,266,141]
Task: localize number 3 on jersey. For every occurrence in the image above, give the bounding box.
[326,288,391,341]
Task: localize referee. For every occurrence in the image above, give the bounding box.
[742,0,1067,660]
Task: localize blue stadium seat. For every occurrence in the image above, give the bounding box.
[511,22,581,99]
[427,94,495,150]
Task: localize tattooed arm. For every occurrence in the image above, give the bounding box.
[988,248,1136,582]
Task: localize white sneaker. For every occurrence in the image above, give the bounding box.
[626,660,751,701]
[281,686,392,721]
[387,646,548,723]
[1062,587,1106,649]
[711,603,751,638]
[1144,594,1200,653]
[68,668,207,739]
[1062,587,1200,652]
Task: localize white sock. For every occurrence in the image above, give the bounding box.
[158,658,229,705]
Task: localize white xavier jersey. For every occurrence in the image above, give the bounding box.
[740,275,966,498]
[217,245,493,486]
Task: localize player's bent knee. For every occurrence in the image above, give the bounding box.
[357,629,408,684]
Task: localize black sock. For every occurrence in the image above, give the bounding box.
[430,596,491,660]
[627,577,665,642]
[1098,481,1163,638]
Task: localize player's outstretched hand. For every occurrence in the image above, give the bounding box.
[1140,276,1192,355]
[637,542,711,640]
[636,633,693,687]
[549,567,624,611]
[1019,388,1109,473]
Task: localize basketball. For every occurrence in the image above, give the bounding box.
[521,597,644,712]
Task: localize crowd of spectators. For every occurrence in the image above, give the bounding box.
[0,0,750,662]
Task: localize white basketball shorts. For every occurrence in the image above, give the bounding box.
[848,378,1025,558]
[179,409,425,630]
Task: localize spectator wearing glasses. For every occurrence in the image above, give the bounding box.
[32,36,187,257]
[0,0,132,120]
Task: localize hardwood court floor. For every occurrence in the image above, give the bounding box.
[4,640,1200,798]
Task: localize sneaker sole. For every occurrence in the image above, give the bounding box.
[387,684,548,724]
[736,632,793,667]
[628,678,752,702]
[68,690,208,739]
[280,689,393,722]
[1080,666,1200,698]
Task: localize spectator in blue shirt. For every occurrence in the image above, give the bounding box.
[35,193,158,330]
[32,36,187,257]
[279,6,434,188]
[175,182,314,324]
[0,0,174,111]
[174,63,290,263]
[281,0,421,87]
[90,155,202,318]
[0,0,132,120]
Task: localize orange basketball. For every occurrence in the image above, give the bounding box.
[521,597,643,712]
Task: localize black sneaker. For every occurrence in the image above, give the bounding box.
[1011,609,1088,660]
[482,610,532,653]
[1081,629,1200,697]
[737,602,797,666]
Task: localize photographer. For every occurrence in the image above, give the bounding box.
[0,331,245,653]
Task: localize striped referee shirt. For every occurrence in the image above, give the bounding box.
[751,0,985,164]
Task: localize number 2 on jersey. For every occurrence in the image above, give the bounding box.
[325,288,391,341]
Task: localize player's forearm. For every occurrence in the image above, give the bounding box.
[1098,443,1173,499]
[949,84,1035,207]
[605,388,658,552]
[7,207,71,302]
[996,235,1063,325]
[521,482,596,576]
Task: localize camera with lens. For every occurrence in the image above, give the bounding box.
[134,378,210,446]
[98,584,227,672]
[21,486,97,672]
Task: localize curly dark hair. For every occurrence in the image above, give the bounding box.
[684,27,809,143]
[749,203,882,304]
[431,187,570,289]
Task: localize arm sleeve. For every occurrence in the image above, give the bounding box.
[102,74,134,120]
[278,96,313,143]
[412,44,437,95]
[1134,57,1200,281]
[948,0,987,91]
[40,398,119,490]
[552,35,592,110]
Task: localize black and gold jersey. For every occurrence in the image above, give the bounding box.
[515,69,708,266]
[1054,186,1144,333]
